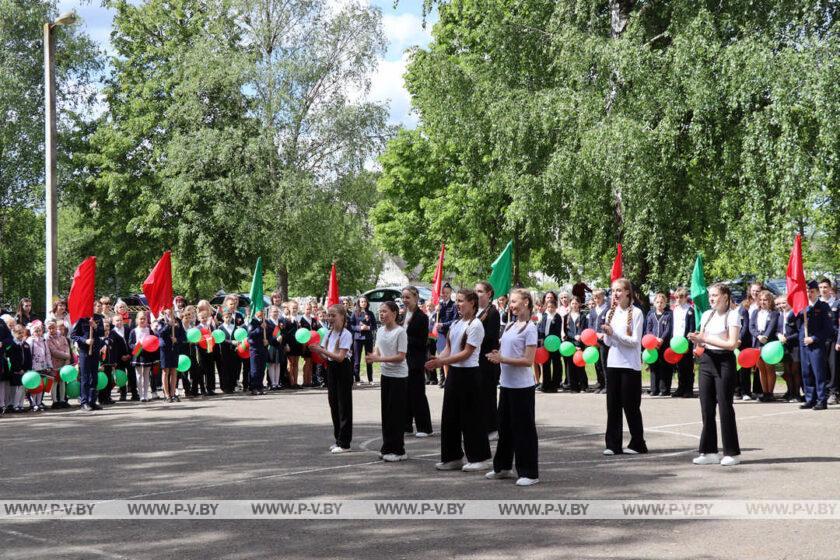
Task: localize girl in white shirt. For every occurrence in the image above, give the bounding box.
[366,301,409,462]
[599,278,647,455]
[425,288,491,473]
[688,283,742,466]
[312,304,354,454]
[486,289,539,486]
[27,321,52,412]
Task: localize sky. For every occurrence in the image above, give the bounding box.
[56,0,438,128]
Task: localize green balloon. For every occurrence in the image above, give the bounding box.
[212,329,225,344]
[734,348,741,371]
[96,371,108,391]
[670,336,689,354]
[177,354,192,372]
[761,341,785,365]
[582,346,600,364]
[187,327,202,344]
[22,371,41,390]
[642,348,658,364]
[318,327,329,339]
[234,327,248,342]
[66,381,81,399]
[544,335,561,353]
[559,341,576,357]
[114,370,128,387]
[60,365,79,383]
[295,328,312,344]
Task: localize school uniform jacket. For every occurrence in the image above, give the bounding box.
[565,312,588,348]
[349,310,377,342]
[403,308,429,371]
[247,317,271,351]
[0,320,13,380]
[748,309,780,348]
[645,310,674,348]
[477,305,501,368]
[437,299,459,336]
[672,305,697,337]
[537,311,564,343]
[71,317,106,356]
[7,340,32,385]
[795,301,833,348]
[107,326,133,369]
[738,305,752,349]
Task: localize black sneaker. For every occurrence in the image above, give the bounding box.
[800,402,815,409]
[814,402,827,410]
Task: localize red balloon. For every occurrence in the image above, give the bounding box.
[535,347,550,365]
[200,327,210,337]
[642,334,660,350]
[311,351,325,365]
[198,336,208,350]
[141,335,160,353]
[580,328,598,347]
[43,377,54,393]
[572,350,585,367]
[28,380,44,394]
[693,346,705,358]
[663,348,681,365]
[738,348,760,369]
[429,328,438,339]
[308,330,321,346]
[237,341,250,359]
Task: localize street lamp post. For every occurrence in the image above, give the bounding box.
[44,10,78,316]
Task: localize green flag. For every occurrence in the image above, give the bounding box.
[690,254,710,319]
[249,257,265,317]
[488,240,514,297]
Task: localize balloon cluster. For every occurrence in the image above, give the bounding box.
[539,328,600,367]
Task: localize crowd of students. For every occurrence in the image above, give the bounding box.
[2,275,839,483]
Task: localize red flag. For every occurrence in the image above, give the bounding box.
[786,234,808,315]
[610,243,623,283]
[143,251,174,316]
[430,244,446,307]
[326,263,339,307]
[67,257,96,324]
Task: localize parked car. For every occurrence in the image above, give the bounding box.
[362,286,432,315]
[115,294,149,313]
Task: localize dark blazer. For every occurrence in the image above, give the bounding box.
[7,340,32,386]
[0,320,13,378]
[795,300,833,348]
[437,299,459,335]
[738,305,752,348]
[478,305,501,354]
[537,311,564,343]
[71,317,106,355]
[107,326,132,369]
[645,310,674,347]
[748,309,780,348]
[247,317,270,350]
[349,309,377,342]
[565,312,588,347]
[403,307,429,371]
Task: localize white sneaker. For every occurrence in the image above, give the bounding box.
[622,448,639,455]
[382,453,407,462]
[516,477,539,487]
[435,459,465,471]
[485,470,514,480]
[488,431,499,441]
[330,446,350,454]
[742,394,752,401]
[692,453,722,465]
[369,381,376,386]
[329,444,339,451]
[414,432,430,438]
[720,455,740,466]
[462,460,493,472]
[603,449,615,456]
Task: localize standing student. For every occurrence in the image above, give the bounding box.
[15,297,40,327]
[402,286,433,438]
[425,289,492,472]
[796,280,833,411]
[46,299,72,331]
[108,313,133,402]
[537,291,564,393]
[749,290,780,402]
[0,316,13,413]
[71,314,106,412]
[311,304,354,454]
[564,296,589,392]
[215,308,238,393]
[434,283,459,388]
[47,320,72,409]
[314,308,329,387]
[98,318,116,405]
[645,293,674,396]
[366,301,409,462]
[775,297,802,402]
[738,283,762,400]
[349,297,377,385]
[196,306,218,395]
[486,288,540,486]
[266,305,286,390]
[285,300,303,388]
[588,290,609,393]
[475,281,501,439]
[157,309,185,402]
[299,301,319,387]
[8,325,32,412]
[818,278,839,403]
[129,312,157,402]
[599,278,647,455]
[114,302,139,401]
[688,283,742,466]
[496,294,510,331]
[671,288,697,398]
[426,306,440,386]
[26,321,52,412]
[247,309,269,395]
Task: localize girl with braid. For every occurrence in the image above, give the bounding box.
[599,278,647,455]
[425,288,492,473]
[312,304,354,454]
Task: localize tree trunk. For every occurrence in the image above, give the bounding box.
[608,0,633,248]
[610,0,634,38]
[276,262,289,301]
[513,230,521,287]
